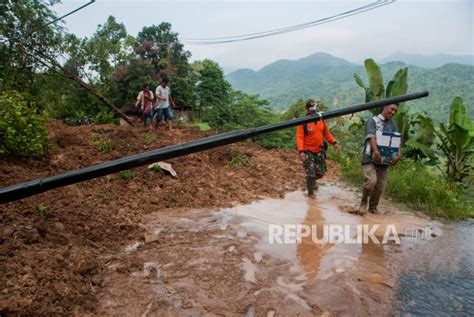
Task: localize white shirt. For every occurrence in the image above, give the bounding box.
[155,85,170,109]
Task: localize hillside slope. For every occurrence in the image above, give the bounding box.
[226,53,474,121]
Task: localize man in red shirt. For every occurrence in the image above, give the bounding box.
[296,100,340,196]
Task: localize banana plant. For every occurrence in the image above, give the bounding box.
[354,59,385,113]
[354,59,410,144]
[435,97,474,182]
[405,113,438,163]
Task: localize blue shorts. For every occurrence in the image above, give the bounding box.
[154,107,174,122]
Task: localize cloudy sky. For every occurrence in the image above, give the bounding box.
[53,0,473,71]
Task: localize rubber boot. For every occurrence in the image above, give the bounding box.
[368,195,380,213]
[307,177,315,197]
[358,190,370,215]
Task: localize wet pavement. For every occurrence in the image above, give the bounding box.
[393,221,474,316]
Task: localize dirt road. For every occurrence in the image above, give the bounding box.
[96,183,444,316]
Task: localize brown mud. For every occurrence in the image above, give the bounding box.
[0,120,310,315]
[1,120,463,316]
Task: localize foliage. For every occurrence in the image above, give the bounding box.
[404,113,437,162]
[36,203,50,219]
[194,60,231,120]
[93,109,117,124]
[386,160,473,219]
[0,0,63,92]
[83,16,129,84]
[91,134,113,153]
[144,134,157,143]
[118,170,134,181]
[281,99,306,120]
[435,97,473,182]
[229,151,251,167]
[354,59,386,107]
[0,91,48,156]
[135,22,194,107]
[353,59,409,128]
[151,164,162,173]
[190,122,212,132]
[226,55,473,124]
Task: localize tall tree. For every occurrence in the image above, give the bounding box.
[194,60,231,120]
[0,0,63,91]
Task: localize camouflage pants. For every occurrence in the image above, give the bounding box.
[303,150,327,180]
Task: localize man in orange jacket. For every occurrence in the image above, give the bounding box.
[297,100,341,196]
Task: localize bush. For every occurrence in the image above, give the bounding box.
[0,91,48,156]
[386,160,473,220]
[93,109,117,124]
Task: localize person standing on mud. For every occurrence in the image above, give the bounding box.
[359,103,401,215]
[297,100,340,197]
[135,84,154,129]
[154,77,176,132]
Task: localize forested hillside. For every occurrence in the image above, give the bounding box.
[226,53,474,122]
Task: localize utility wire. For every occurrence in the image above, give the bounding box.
[182,0,392,44]
[47,0,95,26]
[181,0,394,45]
[181,1,381,41]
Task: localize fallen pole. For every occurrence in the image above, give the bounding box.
[0,91,429,204]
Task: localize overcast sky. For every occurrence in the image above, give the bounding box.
[52,0,473,71]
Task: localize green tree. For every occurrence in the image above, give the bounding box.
[136,23,194,106]
[82,16,129,84]
[0,0,63,92]
[194,60,231,121]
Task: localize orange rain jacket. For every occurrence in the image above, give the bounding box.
[296,121,336,153]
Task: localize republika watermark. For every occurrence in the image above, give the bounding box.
[269,224,402,244]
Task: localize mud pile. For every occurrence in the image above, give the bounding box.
[0,120,330,314]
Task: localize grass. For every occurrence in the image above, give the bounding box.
[151,164,161,173]
[144,134,157,144]
[36,204,49,219]
[229,151,251,167]
[190,122,211,132]
[118,170,134,181]
[91,134,113,153]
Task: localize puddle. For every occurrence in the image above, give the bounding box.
[101,183,470,316]
[218,184,449,315]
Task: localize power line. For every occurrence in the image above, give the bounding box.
[181,1,380,41]
[181,0,395,45]
[47,0,95,26]
[182,1,393,44]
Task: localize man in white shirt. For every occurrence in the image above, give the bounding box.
[359,104,401,215]
[154,77,176,131]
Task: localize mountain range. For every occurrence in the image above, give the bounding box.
[225,52,474,122]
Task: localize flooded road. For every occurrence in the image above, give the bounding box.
[394,222,474,315]
[98,183,473,316]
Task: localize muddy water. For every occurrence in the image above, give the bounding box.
[99,183,473,316]
[219,184,473,316]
